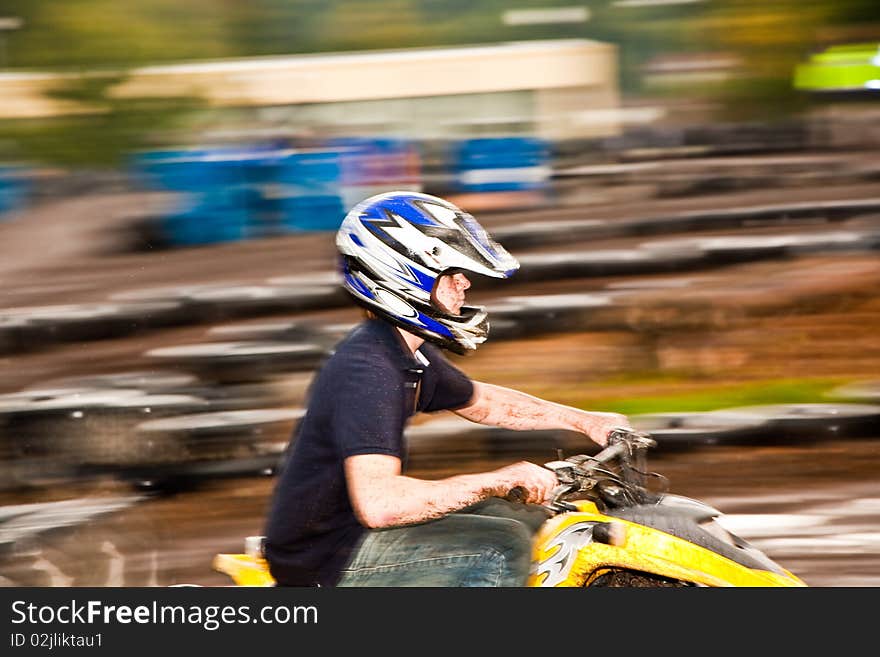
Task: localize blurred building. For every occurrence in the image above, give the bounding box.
[0,39,621,142]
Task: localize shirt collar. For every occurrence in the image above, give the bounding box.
[365,318,430,372]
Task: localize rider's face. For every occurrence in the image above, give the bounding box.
[433,272,471,315]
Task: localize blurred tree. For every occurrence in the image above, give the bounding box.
[220,1,330,57]
[0,1,218,168]
[4,1,875,73]
[311,0,421,50]
[702,0,835,121]
[2,0,236,69]
[829,0,880,25]
[1,0,877,167]
[0,74,206,168]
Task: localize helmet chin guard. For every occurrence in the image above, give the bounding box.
[336,191,519,353]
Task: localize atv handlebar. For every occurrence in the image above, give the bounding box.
[504,426,657,510]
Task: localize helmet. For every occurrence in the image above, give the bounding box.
[336,191,519,354]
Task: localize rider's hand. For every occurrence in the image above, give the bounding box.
[581,411,631,447]
[491,461,558,505]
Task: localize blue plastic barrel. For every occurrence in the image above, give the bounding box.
[0,165,31,218]
[452,137,550,193]
[277,149,342,195]
[273,149,346,232]
[132,148,268,246]
[279,194,346,232]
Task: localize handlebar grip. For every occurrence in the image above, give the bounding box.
[505,486,527,504]
[592,440,628,465]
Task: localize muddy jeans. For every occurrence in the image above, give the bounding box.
[335,498,551,587]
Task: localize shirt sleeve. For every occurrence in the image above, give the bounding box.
[331,354,407,459]
[418,346,475,413]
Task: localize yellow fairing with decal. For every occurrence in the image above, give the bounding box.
[212,553,276,587]
[528,501,806,587]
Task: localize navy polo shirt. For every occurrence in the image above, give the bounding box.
[263,318,475,587]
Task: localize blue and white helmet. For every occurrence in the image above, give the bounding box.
[336,191,519,354]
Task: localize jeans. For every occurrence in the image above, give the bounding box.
[335,498,551,587]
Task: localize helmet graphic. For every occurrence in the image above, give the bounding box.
[336,191,519,354]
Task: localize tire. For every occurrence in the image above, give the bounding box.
[718,403,880,442]
[40,370,198,393]
[183,284,343,322]
[145,340,328,383]
[588,568,690,587]
[136,407,303,462]
[489,293,615,336]
[629,410,770,450]
[827,380,880,404]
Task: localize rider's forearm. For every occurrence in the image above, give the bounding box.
[456,382,613,439]
[353,471,506,529]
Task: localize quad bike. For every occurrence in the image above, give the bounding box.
[212,428,806,587]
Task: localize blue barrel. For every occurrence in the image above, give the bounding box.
[133,145,353,242]
[279,194,346,232]
[132,148,262,246]
[329,137,421,187]
[277,149,342,196]
[275,149,345,232]
[240,149,287,238]
[0,165,31,218]
[452,137,550,193]
[131,149,217,193]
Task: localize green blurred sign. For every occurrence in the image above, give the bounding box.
[793,43,880,92]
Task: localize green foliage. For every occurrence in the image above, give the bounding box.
[0,1,216,167]
[1,0,876,166]
[573,377,848,416]
[4,1,875,71]
[2,0,235,69]
[0,74,206,168]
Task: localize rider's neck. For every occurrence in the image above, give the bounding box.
[396,327,425,355]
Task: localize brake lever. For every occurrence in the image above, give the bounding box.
[545,483,579,513]
[542,460,579,484]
